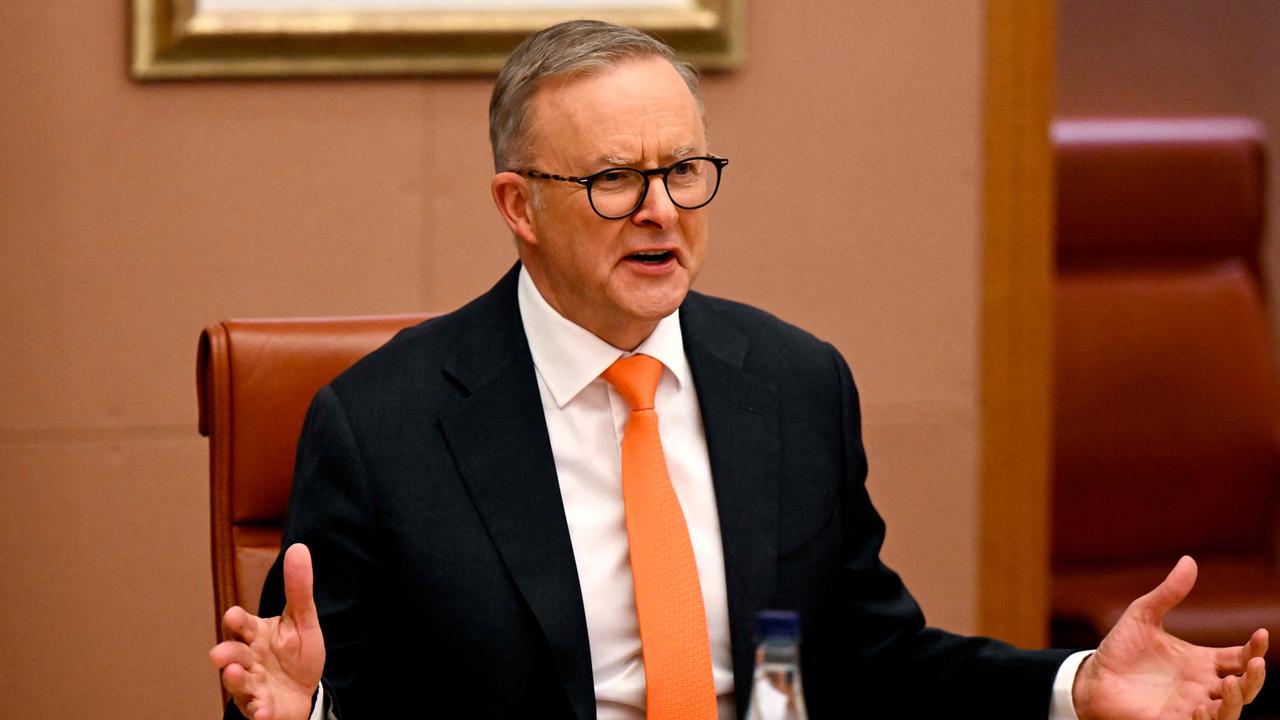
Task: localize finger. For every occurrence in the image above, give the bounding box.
[1240,656,1266,705]
[223,605,258,645]
[1248,628,1269,661]
[221,661,254,698]
[282,543,319,632]
[223,664,268,720]
[1131,555,1197,623]
[1195,705,1212,720]
[1214,649,1247,676]
[209,640,255,671]
[1214,628,1269,675]
[1217,674,1243,720]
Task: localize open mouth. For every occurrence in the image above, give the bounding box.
[627,250,674,264]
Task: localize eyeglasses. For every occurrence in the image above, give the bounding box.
[518,156,729,220]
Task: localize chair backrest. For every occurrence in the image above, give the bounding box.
[197,314,431,634]
[1052,118,1279,567]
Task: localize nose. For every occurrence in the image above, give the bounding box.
[629,174,679,228]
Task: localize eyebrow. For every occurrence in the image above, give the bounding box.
[594,146,702,168]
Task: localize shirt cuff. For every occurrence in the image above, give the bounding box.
[308,682,331,720]
[1049,650,1094,720]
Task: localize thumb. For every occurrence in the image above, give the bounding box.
[1134,555,1197,623]
[282,543,319,631]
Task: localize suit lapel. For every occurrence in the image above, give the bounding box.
[438,266,595,720]
[681,294,781,714]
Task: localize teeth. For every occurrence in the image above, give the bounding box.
[633,250,667,256]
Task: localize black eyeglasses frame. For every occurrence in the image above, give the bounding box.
[517,155,729,220]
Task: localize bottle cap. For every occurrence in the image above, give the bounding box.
[756,610,800,640]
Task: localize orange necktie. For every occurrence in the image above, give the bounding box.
[602,354,717,720]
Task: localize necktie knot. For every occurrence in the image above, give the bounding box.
[602,354,663,411]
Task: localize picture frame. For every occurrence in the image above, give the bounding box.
[131,0,744,80]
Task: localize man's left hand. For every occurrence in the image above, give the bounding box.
[1072,556,1268,720]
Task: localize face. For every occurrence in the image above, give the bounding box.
[495,56,711,350]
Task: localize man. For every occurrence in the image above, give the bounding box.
[211,20,1267,720]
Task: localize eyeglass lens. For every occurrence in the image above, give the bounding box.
[590,158,721,219]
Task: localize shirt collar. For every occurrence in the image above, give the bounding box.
[517,265,690,409]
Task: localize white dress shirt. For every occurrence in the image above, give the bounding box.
[310,266,1087,720]
[517,266,736,720]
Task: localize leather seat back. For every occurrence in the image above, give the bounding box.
[198,314,431,631]
[1052,118,1278,566]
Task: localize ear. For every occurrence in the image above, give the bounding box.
[491,171,539,246]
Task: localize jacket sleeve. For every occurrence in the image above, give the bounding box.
[800,343,1072,719]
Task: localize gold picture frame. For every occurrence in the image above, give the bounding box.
[131,0,744,80]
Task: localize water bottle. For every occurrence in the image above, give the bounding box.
[745,610,808,720]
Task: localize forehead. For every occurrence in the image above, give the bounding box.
[527,56,704,165]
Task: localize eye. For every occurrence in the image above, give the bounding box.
[667,159,705,187]
[591,169,641,194]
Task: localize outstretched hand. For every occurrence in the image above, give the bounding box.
[210,543,327,720]
[1072,556,1268,720]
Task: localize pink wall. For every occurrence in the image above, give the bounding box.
[1057,0,1280,349]
[0,2,987,715]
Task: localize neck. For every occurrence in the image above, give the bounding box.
[522,264,657,351]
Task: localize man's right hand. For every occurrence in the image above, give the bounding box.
[210,543,327,720]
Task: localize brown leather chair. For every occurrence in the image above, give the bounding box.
[1050,117,1280,661]
[197,314,431,639]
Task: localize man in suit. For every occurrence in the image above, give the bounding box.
[211,20,1267,720]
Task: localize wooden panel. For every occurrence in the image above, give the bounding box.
[978,0,1056,646]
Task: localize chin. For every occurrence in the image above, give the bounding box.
[628,296,686,323]
[623,282,689,319]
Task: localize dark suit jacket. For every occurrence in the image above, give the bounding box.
[233,264,1070,719]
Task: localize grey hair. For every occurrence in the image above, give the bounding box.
[489,19,705,172]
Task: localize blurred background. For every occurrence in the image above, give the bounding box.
[1,1,1277,716]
